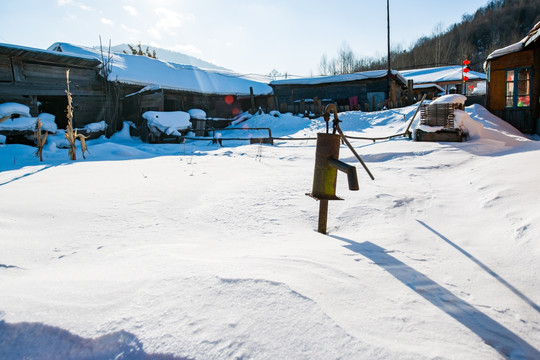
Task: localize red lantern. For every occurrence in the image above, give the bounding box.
[463,59,470,65]
[463,76,469,81]
[463,66,470,73]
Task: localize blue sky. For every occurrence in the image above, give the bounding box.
[1,0,491,76]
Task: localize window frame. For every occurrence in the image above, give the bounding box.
[505,67,532,109]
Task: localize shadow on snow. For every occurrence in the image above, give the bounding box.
[0,320,193,360]
[332,235,540,359]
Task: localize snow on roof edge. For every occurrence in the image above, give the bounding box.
[270,70,407,87]
[0,42,100,63]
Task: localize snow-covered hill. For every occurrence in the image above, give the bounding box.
[0,105,539,359]
[110,43,230,72]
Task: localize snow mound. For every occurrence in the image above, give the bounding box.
[431,94,467,107]
[82,121,107,133]
[188,109,207,120]
[0,113,57,133]
[0,103,31,118]
[229,113,313,138]
[462,104,528,146]
[142,111,192,136]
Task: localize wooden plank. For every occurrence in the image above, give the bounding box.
[21,62,97,80]
[0,55,13,82]
[489,50,534,71]
[487,70,506,111]
[11,58,24,82]
[0,84,104,96]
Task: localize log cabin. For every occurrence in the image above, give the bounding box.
[0,43,105,129]
[49,43,273,129]
[484,21,540,135]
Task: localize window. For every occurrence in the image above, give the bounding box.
[505,68,531,108]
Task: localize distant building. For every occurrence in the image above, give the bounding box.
[270,70,407,114]
[484,21,540,135]
[400,65,487,97]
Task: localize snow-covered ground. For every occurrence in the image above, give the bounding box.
[0,104,539,359]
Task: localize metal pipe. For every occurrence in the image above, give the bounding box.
[328,158,359,191]
[318,199,329,234]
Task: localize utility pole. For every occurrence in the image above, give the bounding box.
[387,0,391,104]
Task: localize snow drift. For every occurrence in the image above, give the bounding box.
[0,104,539,360]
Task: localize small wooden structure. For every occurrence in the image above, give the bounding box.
[484,21,540,135]
[412,83,445,100]
[0,43,105,129]
[415,102,464,142]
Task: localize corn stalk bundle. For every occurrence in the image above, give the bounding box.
[34,118,48,161]
[65,69,79,160]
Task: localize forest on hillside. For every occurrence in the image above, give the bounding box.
[319,0,540,75]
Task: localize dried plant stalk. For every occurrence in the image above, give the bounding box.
[34,118,48,161]
[65,69,78,160]
[77,133,89,159]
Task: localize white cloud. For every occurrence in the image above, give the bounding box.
[101,18,114,26]
[79,4,94,11]
[123,5,138,16]
[121,24,139,35]
[57,0,72,5]
[148,7,195,39]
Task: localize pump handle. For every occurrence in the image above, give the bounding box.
[324,104,375,180]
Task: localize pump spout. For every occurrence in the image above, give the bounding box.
[328,158,359,191]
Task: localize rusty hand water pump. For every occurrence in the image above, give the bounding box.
[307,104,374,234]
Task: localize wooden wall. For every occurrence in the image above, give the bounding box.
[121,87,272,125]
[0,54,105,128]
[272,78,404,113]
[486,47,538,134]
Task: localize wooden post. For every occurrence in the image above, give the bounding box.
[408,79,414,105]
[250,86,255,113]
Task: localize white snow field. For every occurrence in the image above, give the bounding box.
[0,104,539,359]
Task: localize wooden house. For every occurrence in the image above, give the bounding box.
[0,43,105,129]
[270,70,407,114]
[484,21,540,135]
[49,43,273,130]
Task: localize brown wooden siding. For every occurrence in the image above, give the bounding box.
[487,69,506,111]
[486,45,538,134]
[0,55,12,82]
[489,50,534,71]
[0,53,105,128]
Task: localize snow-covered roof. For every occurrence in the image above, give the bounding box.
[486,21,540,62]
[413,83,445,92]
[0,42,100,67]
[269,70,407,87]
[47,43,272,97]
[400,65,486,85]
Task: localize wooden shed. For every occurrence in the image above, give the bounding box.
[270,70,407,114]
[484,21,540,135]
[412,83,445,100]
[0,43,105,129]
